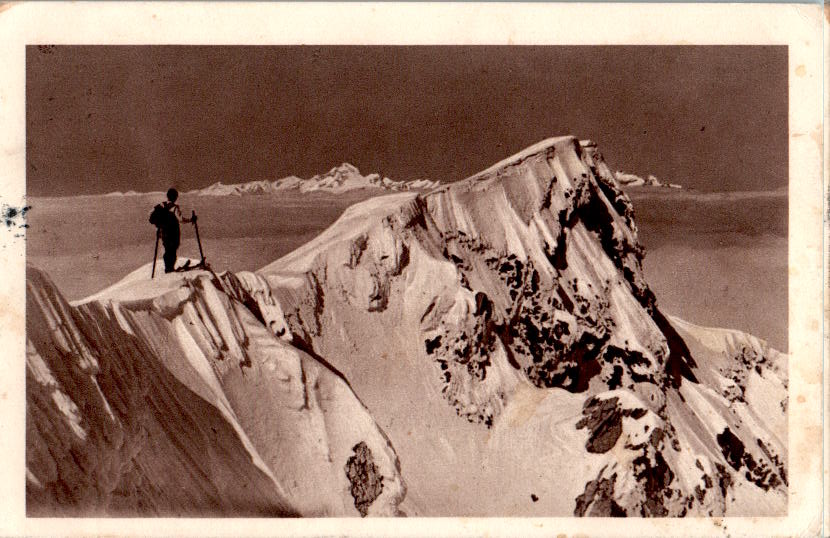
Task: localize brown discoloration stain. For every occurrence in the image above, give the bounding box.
[809,319,818,332]
[797,394,806,404]
[809,123,822,150]
[795,64,806,77]
[506,384,547,427]
[0,2,16,15]
[794,425,823,479]
[449,483,459,492]
[0,293,24,339]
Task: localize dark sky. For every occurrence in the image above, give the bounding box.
[26,46,787,197]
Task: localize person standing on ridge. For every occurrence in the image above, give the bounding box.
[154,188,193,273]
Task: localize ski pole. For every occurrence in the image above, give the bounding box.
[151,229,160,279]
[192,211,205,266]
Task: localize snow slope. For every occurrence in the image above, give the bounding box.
[27,136,785,517]
[26,264,405,517]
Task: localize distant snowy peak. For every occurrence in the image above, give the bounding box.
[192,163,441,196]
[102,190,150,197]
[615,171,682,189]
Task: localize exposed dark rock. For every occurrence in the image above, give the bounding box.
[757,438,788,486]
[715,462,733,499]
[716,428,784,492]
[633,449,674,516]
[717,428,746,471]
[576,397,623,454]
[574,472,626,517]
[424,335,442,355]
[344,441,384,517]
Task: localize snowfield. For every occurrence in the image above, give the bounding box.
[26,136,786,517]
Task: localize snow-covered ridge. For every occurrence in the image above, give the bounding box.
[615,170,682,189]
[190,163,440,196]
[27,264,406,517]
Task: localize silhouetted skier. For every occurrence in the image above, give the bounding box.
[150,188,193,273]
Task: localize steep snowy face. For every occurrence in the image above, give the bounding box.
[257,136,787,516]
[262,137,676,419]
[26,265,405,517]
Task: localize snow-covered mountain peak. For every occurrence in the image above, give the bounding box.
[252,135,786,515]
[315,162,362,178]
[27,136,786,518]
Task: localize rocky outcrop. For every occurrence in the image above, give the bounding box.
[345,441,385,517]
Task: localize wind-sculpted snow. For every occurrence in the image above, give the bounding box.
[255,136,787,516]
[26,265,405,517]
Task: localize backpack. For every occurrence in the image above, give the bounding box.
[149,203,177,230]
[149,203,167,227]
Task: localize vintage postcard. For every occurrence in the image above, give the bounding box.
[0,2,824,537]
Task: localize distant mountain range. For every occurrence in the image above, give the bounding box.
[615,171,682,189]
[100,163,680,198]
[189,163,441,196]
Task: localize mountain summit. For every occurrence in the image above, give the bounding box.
[27,136,786,517]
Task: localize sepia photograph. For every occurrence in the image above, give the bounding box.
[25,44,791,519]
[0,3,824,537]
